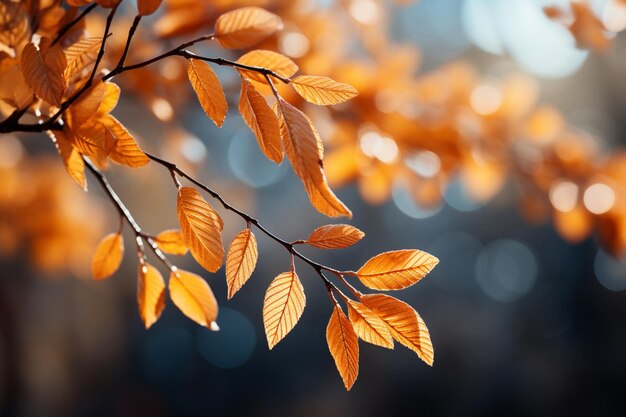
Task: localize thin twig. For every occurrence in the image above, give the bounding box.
[51,3,98,46]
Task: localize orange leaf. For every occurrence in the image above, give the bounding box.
[169,269,219,330]
[0,63,33,110]
[263,270,305,349]
[356,250,439,290]
[225,228,258,299]
[21,38,66,106]
[187,58,227,127]
[291,75,358,106]
[97,82,121,116]
[67,119,116,160]
[154,229,188,256]
[214,7,283,49]
[305,224,364,249]
[239,78,283,163]
[137,0,162,16]
[91,232,124,280]
[278,99,352,218]
[49,129,86,190]
[64,37,102,85]
[327,302,359,390]
[69,81,105,126]
[137,263,166,329]
[362,294,434,365]
[177,187,224,273]
[236,50,298,83]
[101,115,150,167]
[347,300,393,349]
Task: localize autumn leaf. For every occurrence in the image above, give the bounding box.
[64,37,102,85]
[92,232,124,280]
[291,75,358,106]
[214,7,283,49]
[21,38,67,106]
[239,78,283,163]
[0,63,33,110]
[236,50,298,84]
[49,129,86,191]
[101,115,150,167]
[137,263,166,329]
[305,224,364,249]
[68,81,106,126]
[187,58,227,127]
[177,187,225,273]
[225,228,258,299]
[362,294,434,365]
[137,0,163,16]
[169,269,219,330]
[347,300,394,349]
[355,249,439,290]
[263,270,305,349]
[97,82,121,116]
[278,99,352,218]
[67,119,116,161]
[154,229,188,256]
[327,303,359,390]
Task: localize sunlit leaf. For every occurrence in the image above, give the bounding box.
[21,38,67,106]
[263,270,305,349]
[97,82,121,116]
[327,303,359,390]
[187,58,227,127]
[101,115,150,167]
[236,50,298,83]
[63,37,101,85]
[169,269,219,329]
[356,249,439,290]
[49,129,86,190]
[137,263,166,329]
[347,300,393,349]
[91,232,124,280]
[69,81,105,126]
[305,224,364,249]
[154,229,188,256]
[291,75,358,106]
[225,228,258,299]
[215,7,283,49]
[0,63,33,110]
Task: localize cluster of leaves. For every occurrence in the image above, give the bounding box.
[0,0,439,390]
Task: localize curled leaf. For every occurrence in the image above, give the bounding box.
[291,75,358,106]
[236,50,298,83]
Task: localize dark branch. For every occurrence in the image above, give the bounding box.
[51,3,98,46]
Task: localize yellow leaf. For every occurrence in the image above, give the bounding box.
[291,75,358,106]
[215,7,283,49]
[263,270,305,349]
[137,0,162,16]
[21,38,67,107]
[347,300,394,349]
[69,81,105,126]
[236,50,298,84]
[177,187,224,273]
[49,129,86,190]
[154,229,188,256]
[239,79,283,163]
[137,263,166,329]
[187,58,227,127]
[356,250,439,290]
[64,37,102,85]
[101,115,150,167]
[97,82,121,116]
[327,302,359,390]
[278,99,352,218]
[362,294,434,365]
[91,232,124,280]
[225,229,258,299]
[305,224,364,249]
[169,269,219,330]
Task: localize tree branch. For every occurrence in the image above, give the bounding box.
[51,3,98,46]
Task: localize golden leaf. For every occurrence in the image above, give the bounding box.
[64,37,102,85]
[0,63,33,110]
[67,119,116,160]
[169,269,219,330]
[101,115,150,167]
[154,229,188,256]
[21,39,67,107]
[177,187,225,273]
[97,82,121,116]
[362,294,434,365]
[356,249,439,290]
[137,263,166,329]
[263,270,305,349]
[137,0,163,16]
[239,78,283,163]
[214,7,283,49]
[291,75,358,106]
[347,300,394,349]
[327,303,359,390]
[91,232,124,280]
[69,81,106,126]
[278,99,352,218]
[305,224,364,249]
[236,50,298,84]
[187,58,227,127]
[225,228,258,299]
[49,129,86,190]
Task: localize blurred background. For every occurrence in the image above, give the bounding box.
[2,0,626,416]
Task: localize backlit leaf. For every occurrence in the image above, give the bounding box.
[236,50,298,83]
[327,303,359,390]
[91,232,124,280]
[137,0,162,16]
[215,7,283,49]
[291,75,358,106]
[169,269,219,329]
[0,63,33,110]
[21,38,67,106]
[239,78,283,163]
[69,81,105,126]
[225,228,258,299]
[177,186,224,273]
[305,224,364,249]
[362,294,434,365]
[64,37,102,85]
[263,270,305,349]
[347,300,394,349]
[154,229,188,255]
[67,119,116,160]
[187,58,227,127]
[356,249,439,290]
[97,82,121,116]
[137,263,166,329]
[101,115,150,167]
[49,129,86,190]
